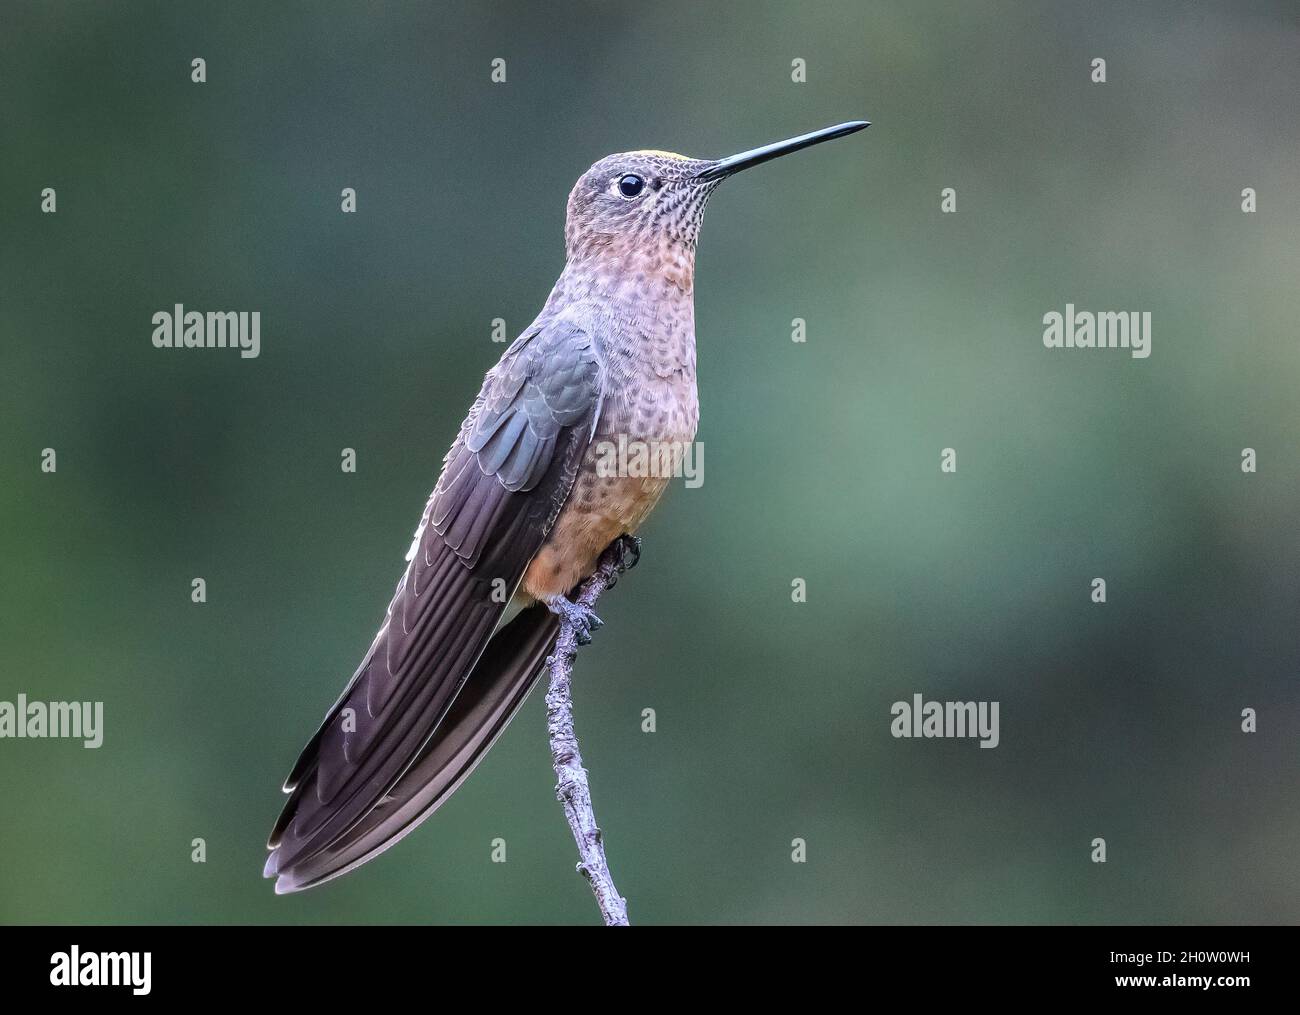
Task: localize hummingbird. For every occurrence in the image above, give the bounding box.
[264,120,870,893]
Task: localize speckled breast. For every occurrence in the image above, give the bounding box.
[523,375,698,602]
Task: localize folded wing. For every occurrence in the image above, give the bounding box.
[266,319,602,889]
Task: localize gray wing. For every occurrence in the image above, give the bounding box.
[265,319,601,883]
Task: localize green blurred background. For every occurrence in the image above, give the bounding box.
[2,1,1297,924]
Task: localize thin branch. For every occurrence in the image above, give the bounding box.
[544,542,632,927]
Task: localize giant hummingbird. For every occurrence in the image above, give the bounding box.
[264,120,870,892]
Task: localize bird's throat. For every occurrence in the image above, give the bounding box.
[560,234,697,303]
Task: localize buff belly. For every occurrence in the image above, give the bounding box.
[521,463,669,603]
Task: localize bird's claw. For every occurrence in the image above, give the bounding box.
[609,534,641,573]
[547,596,604,645]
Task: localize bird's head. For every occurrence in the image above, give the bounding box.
[562,121,870,269]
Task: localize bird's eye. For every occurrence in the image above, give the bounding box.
[617,174,645,198]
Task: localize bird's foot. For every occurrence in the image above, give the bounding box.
[608,534,641,573]
[546,595,604,645]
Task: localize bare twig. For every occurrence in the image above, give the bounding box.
[544,541,632,927]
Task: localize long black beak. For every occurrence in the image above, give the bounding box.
[694,120,870,182]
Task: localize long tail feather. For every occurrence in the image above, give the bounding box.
[267,604,558,893]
